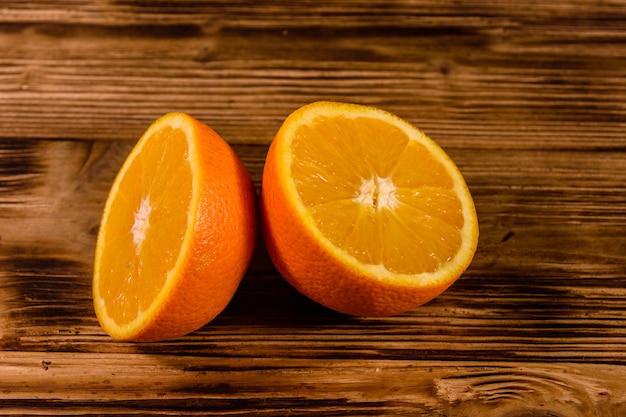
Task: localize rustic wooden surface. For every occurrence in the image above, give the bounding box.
[1,1,626,415]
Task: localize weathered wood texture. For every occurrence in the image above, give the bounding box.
[1,1,626,415]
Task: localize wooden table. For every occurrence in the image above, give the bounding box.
[1,1,625,415]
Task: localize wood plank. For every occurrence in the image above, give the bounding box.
[0,1,624,147]
[1,352,625,416]
[1,139,625,364]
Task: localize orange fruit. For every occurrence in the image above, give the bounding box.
[260,101,478,317]
[93,112,257,342]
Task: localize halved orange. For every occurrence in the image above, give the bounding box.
[93,112,257,341]
[260,102,478,317]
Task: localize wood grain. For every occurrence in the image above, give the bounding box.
[1,352,626,416]
[1,1,626,415]
[0,1,624,148]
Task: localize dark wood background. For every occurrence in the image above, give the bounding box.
[1,1,626,415]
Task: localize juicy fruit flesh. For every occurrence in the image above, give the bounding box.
[291,115,464,275]
[97,126,192,326]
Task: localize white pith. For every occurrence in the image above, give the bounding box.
[353,175,399,211]
[131,196,152,255]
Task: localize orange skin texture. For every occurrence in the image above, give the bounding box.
[95,114,257,342]
[260,125,459,317]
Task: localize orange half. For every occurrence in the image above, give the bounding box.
[261,102,478,316]
[93,112,257,341]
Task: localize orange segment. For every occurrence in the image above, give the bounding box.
[261,102,478,317]
[93,112,257,341]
